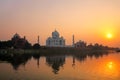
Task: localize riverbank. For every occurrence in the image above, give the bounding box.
[0,47,115,56]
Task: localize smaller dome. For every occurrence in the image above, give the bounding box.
[47,37,52,40]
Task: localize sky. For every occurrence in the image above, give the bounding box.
[0,0,120,47]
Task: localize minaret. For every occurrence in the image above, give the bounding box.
[24,36,26,42]
[24,36,26,40]
[72,35,75,47]
[38,36,40,44]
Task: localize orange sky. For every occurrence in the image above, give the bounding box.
[0,0,120,47]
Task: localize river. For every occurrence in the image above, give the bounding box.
[0,52,120,80]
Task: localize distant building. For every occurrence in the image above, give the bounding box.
[46,30,65,47]
[11,33,30,49]
[75,40,87,48]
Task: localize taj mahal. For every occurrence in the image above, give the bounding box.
[46,30,65,47]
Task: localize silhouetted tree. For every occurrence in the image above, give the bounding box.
[6,40,13,48]
[24,41,32,49]
[0,40,13,49]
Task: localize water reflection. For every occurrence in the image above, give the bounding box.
[0,53,32,70]
[88,51,109,59]
[72,56,75,68]
[46,55,65,74]
[33,53,41,68]
[107,61,114,69]
[98,60,119,79]
[0,51,120,80]
[0,51,109,72]
[74,54,87,62]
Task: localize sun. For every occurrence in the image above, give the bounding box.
[106,33,113,39]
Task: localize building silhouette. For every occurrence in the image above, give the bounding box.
[75,40,87,48]
[11,33,31,49]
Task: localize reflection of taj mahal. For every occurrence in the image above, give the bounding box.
[46,30,65,47]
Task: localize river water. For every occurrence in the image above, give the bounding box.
[0,52,120,80]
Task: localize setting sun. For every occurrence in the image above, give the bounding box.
[106,33,113,39]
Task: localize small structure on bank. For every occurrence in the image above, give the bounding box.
[33,36,40,49]
[74,40,87,48]
[46,30,65,47]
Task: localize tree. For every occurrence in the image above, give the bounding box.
[24,41,32,49]
[0,40,13,49]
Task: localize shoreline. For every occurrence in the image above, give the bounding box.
[0,47,115,55]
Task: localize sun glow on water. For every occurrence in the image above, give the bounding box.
[107,61,113,69]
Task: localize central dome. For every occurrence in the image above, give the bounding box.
[52,30,59,38]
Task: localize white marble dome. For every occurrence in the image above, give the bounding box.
[46,30,65,47]
[52,30,59,38]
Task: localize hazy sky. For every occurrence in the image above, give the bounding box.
[0,0,120,47]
